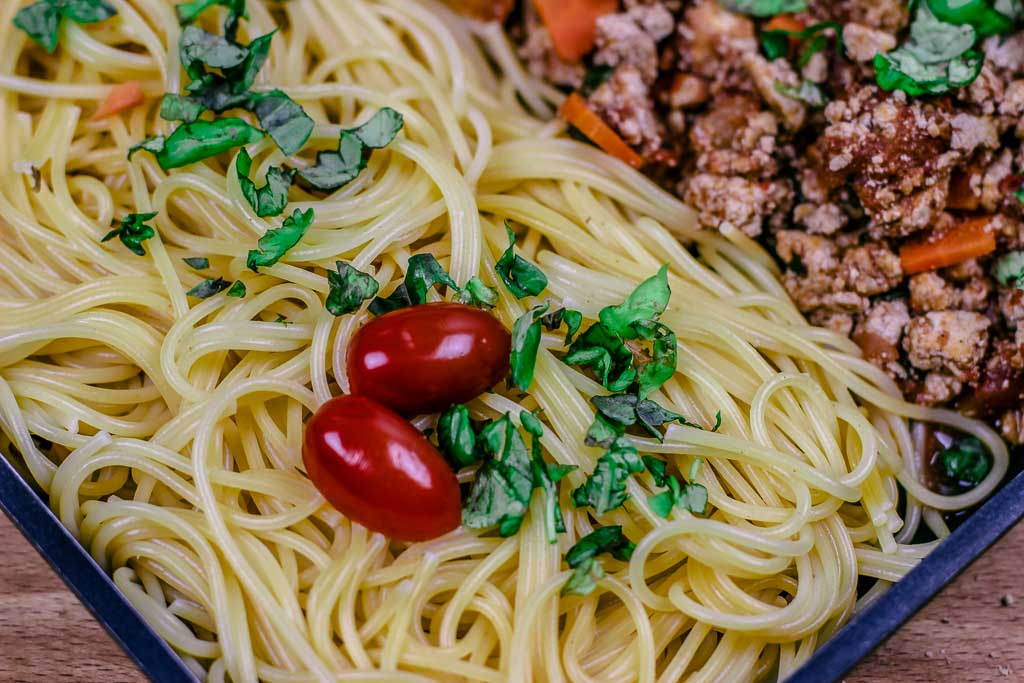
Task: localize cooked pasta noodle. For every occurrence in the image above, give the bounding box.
[0,0,1009,681]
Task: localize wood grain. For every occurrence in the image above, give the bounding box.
[1,515,1021,682]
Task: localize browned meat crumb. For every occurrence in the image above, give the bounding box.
[743,52,806,130]
[903,311,991,381]
[918,372,964,406]
[589,65,663,155]
[794,202,848,235]
[594,4,675,84]
[683,173,792,236]
[910,272,958,312]
[810,0,909,33]
[810,310,855,336]
[689,95,779,176]
[1002,408,1024,445]
[841,23,896,63]
[838,243,903,295]
[518,25,583,88]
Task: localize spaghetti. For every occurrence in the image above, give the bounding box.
[0,0,1009,681]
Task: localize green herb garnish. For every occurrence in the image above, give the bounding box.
[521,411,575,544]
[940,436,991,486]
[245,207,313,271]
[496,222,548,299]
[926,0,1015,37]
[226,280,246,297]
[299,108,404,192]
[437,404,478,469]
[717,0,806,17]
[561,526,635,596]
[455,276,499,309]
[461,414,535,536]
[542,307,583,345]
[14,0,116,53]
[774,79,828,106]
[236,148,295,217]
[760,21,843,62]
[102,212,157,256]
[571,441,645,514]
[510,304,549,392]
[160,94,207,123]
[367,284,412,315]
[993,251,1024,289]
[183,257,210,270]
[642,455,708,518]
[248,90,315,157]
[325,261,379,315]
[404,253,459,304]
[176,0,248,41]
[874,2,984,96]
[133,118,264,170]
[186,277,231,298]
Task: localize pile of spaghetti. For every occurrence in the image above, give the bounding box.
[0,0,1009,681]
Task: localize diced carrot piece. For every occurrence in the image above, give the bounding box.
[899,217,996,275]
[533,0,618,63]
[763,14,806,34]
[93,82,145,120]
[559,93,644,169]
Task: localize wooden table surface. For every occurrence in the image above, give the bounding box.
[1,515,1021,682]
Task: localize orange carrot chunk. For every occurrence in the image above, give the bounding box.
[763,14,806,34]
[899,217,996,275]
[533,0,618,63]
[93,82,145,120]
[559,93,644,169]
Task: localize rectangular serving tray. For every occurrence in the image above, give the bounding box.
[3,449,1023,683]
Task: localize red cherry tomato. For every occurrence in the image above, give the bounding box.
[303,395,461,541]
[347,302,511,415]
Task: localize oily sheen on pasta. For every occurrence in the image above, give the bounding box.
[0,1,1010,681]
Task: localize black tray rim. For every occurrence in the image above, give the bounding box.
[3,449,1023,683]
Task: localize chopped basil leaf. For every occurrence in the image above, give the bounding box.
[455,276,499,309]
[405,253,460,305]
[874,3,984,96]
[496,223,548,299]
[584,414,622,448]
[179,25,248,82]
[510,304,549,392]
[299,108,404,192]
[592,393,703,441]
[245,207,313,271]
[760,21,843,62]
[561,526,635,596]
[183,257,210,270]
[14,0,116,53]
[249,90,315,157]
[940,436,991,486]
[160,94,207,123]
[642,456,708,518]
[368,283,412,316]
[438,404,478,469]
[176,0,247,41]
[774,79,828,107]
[101,212,157,257]
[299,132,365,192]
[521,410,573,543]
[462,414,534,536]
[274,314,290,325]
[599,265,670,339]
[580,64,615,97]
[187,277,231,298]
[993,251,1024,289]
[325,261,379,315]
[712,411,723,432]
[236,148,295,217]
[128,136,166,160]
[226,280,246,297]
[716,0,806,17]
[571,441,644,514]
[634,321,677,399]
[926,0,1015,37]
[542,307,583,345]
[144,118,264,170]
[564,323,637,392]
[349,107,405,148]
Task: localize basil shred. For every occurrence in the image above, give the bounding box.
[299,108,405,192]
[874,0,1020,96]
[940,436,991,486]
[367,254,497,315]
[717,0,806,16]
[245,208,314,271]
[236,148,295,218]
[993,251,1024,290]
[562,526,635,596]
[325,261,379,316]
[102,212,158,257]
[14,0,116,53]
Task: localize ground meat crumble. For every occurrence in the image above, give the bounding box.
[513,0,1024,441]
